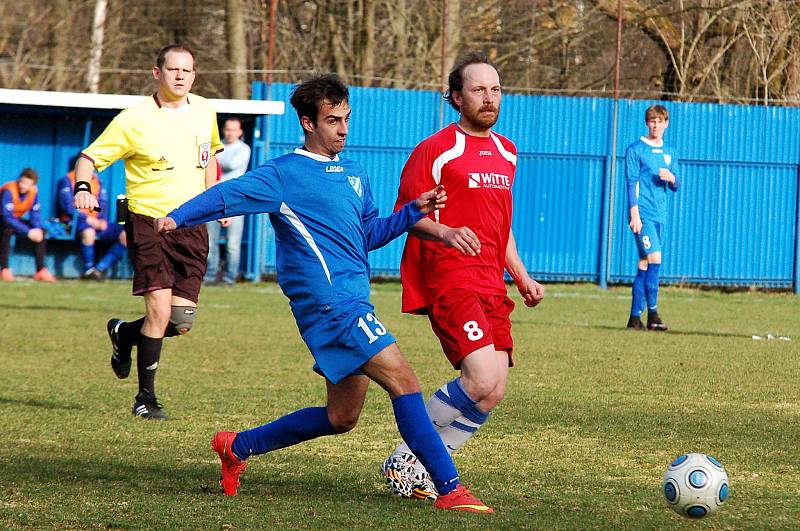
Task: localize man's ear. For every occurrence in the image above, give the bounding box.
[300,115,315,134]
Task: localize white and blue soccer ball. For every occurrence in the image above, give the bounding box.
[662,453,730,519]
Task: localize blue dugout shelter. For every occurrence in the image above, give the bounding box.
[0,87,283,280]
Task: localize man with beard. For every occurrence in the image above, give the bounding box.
[381,52,545,500]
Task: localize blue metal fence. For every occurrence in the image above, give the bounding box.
[2,85,798,292]
[252,82,800,292]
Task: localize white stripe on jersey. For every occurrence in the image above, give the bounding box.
[279,202,332,284]
[431,130,466,222]
[432,131,466,185]
[490,132,517,166]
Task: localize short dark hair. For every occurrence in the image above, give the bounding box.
[224,117,243,128]
[19,167,38,184]
[444,51,499,111]
[156,44,195,70]
[289,74,349,124]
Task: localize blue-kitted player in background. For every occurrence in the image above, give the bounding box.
[625,104,681,331]
[57,157,127,279]
[156,74,493,513]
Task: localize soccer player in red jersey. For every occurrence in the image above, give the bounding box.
[381,52,544,499]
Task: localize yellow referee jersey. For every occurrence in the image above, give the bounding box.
[82,94,223,218]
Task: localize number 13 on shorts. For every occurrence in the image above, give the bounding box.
[357,312,388,344]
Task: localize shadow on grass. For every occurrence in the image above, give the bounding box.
[1,452,392,504]
[0,303,89,313]
[0,395,84,411]
[523,319,756,339]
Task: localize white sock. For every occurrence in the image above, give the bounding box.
[393,378,489,475]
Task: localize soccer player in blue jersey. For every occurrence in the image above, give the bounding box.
[156,74,493,513]
[625,104,681,331]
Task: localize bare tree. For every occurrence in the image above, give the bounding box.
[227,0,249,98]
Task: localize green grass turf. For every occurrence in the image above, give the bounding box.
[0,280,798,529]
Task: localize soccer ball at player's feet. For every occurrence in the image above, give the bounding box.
[662,453,729,519]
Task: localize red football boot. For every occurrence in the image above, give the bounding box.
[211,431,248,496]
[433,484,493,514]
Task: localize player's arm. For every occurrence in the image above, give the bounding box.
[73,156,101,212]
[408,218,481,256]
[1,190,31,235]
[159,164,283,231]
[57,178,79,219]
[362,181,445,251]
[659,153,681,192]
[205,155,218,189]
[505,230,543,308]
[625,147,643,234]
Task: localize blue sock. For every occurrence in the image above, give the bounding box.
[630,268,647,317]
[645,263,661,312]
[96,242,126,272]
[231,406,336,461]
[393,392,460,495]
[81,244,95,270]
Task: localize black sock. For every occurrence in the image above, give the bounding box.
[137,335,163,398]
[119,318,145,350]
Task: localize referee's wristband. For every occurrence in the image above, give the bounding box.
[74,181,92,196]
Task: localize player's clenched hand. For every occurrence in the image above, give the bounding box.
[74,191,99,212]
[415,185,446,214]
[442,226,481,256]
[219,217,232,227]
[517,276,544,308]
[629,215,643,234]
[155,217,177,233]
[658,168,675,184]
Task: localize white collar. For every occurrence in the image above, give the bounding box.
[640,136,664,148]
[294,148,340,162]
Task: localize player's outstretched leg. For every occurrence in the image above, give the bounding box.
[211,432,249,496]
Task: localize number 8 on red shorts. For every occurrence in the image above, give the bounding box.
[427,288,516,369]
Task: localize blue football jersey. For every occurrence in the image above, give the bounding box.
[170,148,423,330]
[625,137,680,224]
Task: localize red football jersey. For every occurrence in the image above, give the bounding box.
[394,123,518,314]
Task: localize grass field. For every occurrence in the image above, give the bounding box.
[0,280,798,529]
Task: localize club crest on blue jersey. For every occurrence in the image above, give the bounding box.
[348,175,363,197]
[663,154,672,165]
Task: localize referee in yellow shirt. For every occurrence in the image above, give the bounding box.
[74,44,223,420]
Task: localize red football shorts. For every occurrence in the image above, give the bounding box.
[427,288,516,369]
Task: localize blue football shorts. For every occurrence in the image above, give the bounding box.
[300,301,397,385]
[634,219,664,258]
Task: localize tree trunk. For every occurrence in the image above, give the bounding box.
[443,0,461,77]
[86,0,107,93]
[361,0,376,86]
[227,0,249,99]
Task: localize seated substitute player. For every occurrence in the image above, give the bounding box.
[0,168,56,282]
[156,74,493,514]
[625,104,680,331]
[57,160,127,279]
[381,52,544,500]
